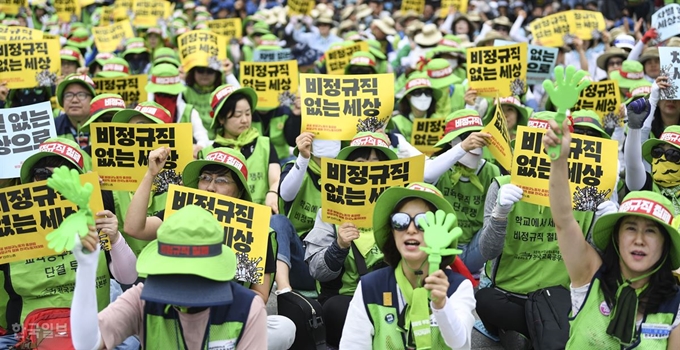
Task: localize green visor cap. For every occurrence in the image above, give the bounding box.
[20,138,86,184]
[123,37,149,56]
[153,47,181,67]
[66,27,92,48]
[182,147,252,202]
[434,109,484,148]
[257,34,281,51]
[336,132,397,161]
[60,46,83,64]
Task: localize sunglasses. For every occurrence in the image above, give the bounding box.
[32,168,52,181]
[195,67,216,74]
[390,212,428,231]
[607,59,623,68]
[652,146,680,164]
[411,89,433,97]
[572,127,601,137]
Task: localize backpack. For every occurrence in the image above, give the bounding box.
[524,286,571,350]
[13,308,74,350]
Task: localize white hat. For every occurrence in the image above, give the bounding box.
[372,18,396,35]
[414,23,443,47]
[613,34,635,50]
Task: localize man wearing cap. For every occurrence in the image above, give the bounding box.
[54,74,98,150]
[69,205,268,350]
[287,14,341,54]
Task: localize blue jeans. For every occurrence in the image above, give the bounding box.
[458,231,486,275]
[110,280,142,350]
[0,334,18,350]
[269,214,316,290]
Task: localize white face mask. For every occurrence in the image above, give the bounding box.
[446,58,458,69]
[311,140,341,158]
[409,95,432,112]
[451,137,482,168]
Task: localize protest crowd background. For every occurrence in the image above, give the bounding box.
[3,0,680,349]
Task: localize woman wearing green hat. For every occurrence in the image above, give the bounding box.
[611,60,652,99]
[304,131,397,348]
[95,57,131,78]
[340,182,475,349]
[388,72,445,142]
[421,58,466,115]
[345,51,379,75]
[545,118,680,349]
[483,96,531,142]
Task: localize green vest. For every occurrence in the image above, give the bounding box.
[0,271,6,329]
[567,271,680,349]
[112,190,167,256]
[387,114,413,142]
[435,85,452,117]
[178,103,195,124]
[453,67,466,82]
[284,165,322,238]
[436,160,500,244]
[183,87,215,139]
[448,83,466,112]
[488,175,595,294]
[253,113,290,160]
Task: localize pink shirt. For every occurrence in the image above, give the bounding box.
[98,283,267,349]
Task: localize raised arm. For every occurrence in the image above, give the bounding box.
[123,147,166,240]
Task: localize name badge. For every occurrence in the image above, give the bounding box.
[640,323,671,339]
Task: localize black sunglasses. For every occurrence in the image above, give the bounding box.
[411,89,433,97]
[390,212,428,231]
[652,146,680,164]
[194,67,216,74]
[572,127,601,137]
[33,168,52,181]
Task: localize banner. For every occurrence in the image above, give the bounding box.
[325,41,370,75]
[0,172,104,264]
[321,155,425,227]
[467,42,527,98]
[254,49,294,62]
[0,0,27,16]
[0,102,57,179]
[132,0,172,28]
[92,20,135,53]
[207,18,242,42]
[410,118,445,155]
[401,0,424,13]
[91,123,193,191]
[573,80,622,126]
[300,73,394,140]
[287,0,313,16]
[531,10,605,47]
[177,30,228,73]
[93,74,148,108]
[54,0,81,23]
[440,0,468,17]
[481,97,513,171]
[653,4,680,42]
[239,60,299,109]
[0,39,61,89]
[165,185,270,285]
[0,25,42,42]
[495,39,557,85]
[511,126,617,208]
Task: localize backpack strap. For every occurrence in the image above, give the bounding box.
[351,242,369,277]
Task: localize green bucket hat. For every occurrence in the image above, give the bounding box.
[112,101,171,124]
[343,31,363,42]
[625,81,653,105]
[209,85,259,130]
[422,58,462,89]
[344,51,378,74]
[56,74,97,107]
[95,57,131,78]
[434,109,484,147]
[398,72,443,105]
[365,39,386,60]
[146,64,186,95]
[81,93,127,130]
[571,110,610,139]
[182,147,253,202]
[336,132,398,161]
[251,21,270,36]
[642,125,680,164]
[488,96,530,127]
[153,47,182,67]
[610,60,648,89]
[66,27,92,49]
[20,138,86,184]
[257,34,281,51]
[373,182,456,252]
[526,111,555,129]
[430,34,465,57]
[591,191,680,269]
[123,37,149,56]
[60,46,83,65]
[88,52,115,68]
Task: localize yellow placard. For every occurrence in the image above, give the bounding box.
[91,123,193,191]
[440,0,468,17]
[54,0,81,23]
[531,10,605,47]
[0,172,104,264]
[467,42,527,98]
[93,74,148,108]
[510,126,618,208]
[321,155,425,227]
[401,0,424,13]
[481,97,513,171]
[325,41,370,75]
[165,185,271,285]
[411,118,445,155]
[572,80,622,126]
[207,18,243,42]
[239,60,299,110]
[113,0,133,22]
[300,73,394,140]
[0,0,27,16]
[80,0,95,7]
[0,25,43,42]
[100,5,114,24]
[287,0,313,16]
[571,10,606,41]
[177,30,228,73]
[0,39,61,89]
[92,20,135,53]
[133,0,171,28]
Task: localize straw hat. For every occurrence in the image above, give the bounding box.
[406,20,425,37]
[400,10,420,25]
[668,37,680,47]
[339,20,355,33]
[356,4,373,20]
[639,47,659,64]
[456,34,475,48]
[373,18,396,35]
[476,30,506,46]
[316,13,334,25]
[493,16,513,28]
[341,5,355,21]
[415,24,443,47]
[596,47,628,71]
[466,11,482,22]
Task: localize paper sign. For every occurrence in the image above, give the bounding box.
[54,0,81,23]
[658,47,680,100]
[287,0,313,16]
[177,30,228,73]
[99,5,114,24]
[254,49,294,62]
[91,123,193,191]
[0,102,57,179]
[93,75,148,108]
[165,185,270,285]
[113,0,132,22]
[411,118,445,155]
[571,10,606,40]
[92,20,135,53]
[531,10,605,47]
[207,18,242,42]
[573,80,622,126]
[511,126,617,208]
[325,41,370,75]
[0,39,61,90]
[80,0,96,7]
[653,5,680,42]
[239,60,299,109]
[132,0,172,28]
[0,172,104,264]
[0,25,42,42]
[440,0,468,17]
[300,73,395,140]
[494,39,557,85]
[467,42,527,98]
[481,97,512,171]
[401,0,424,13]
[321,155,425,227]
[0,0,27,16]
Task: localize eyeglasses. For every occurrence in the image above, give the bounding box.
[390,212,428,232]
[64,92,92,101]
[607,59,624,68]
[411,89,433,97]
[195,67,216,74]
[33,168,53,181]
[198,174,237,186]
[572,127,601,137]
[651,146,680,164]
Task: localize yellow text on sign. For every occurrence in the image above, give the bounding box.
[91,123,193,192]
[0,39,61,89]
[93,74,148,108]
[510,126,617,208]
[164,185,271,285]
[133,0,173,27]
[321,155,425,228]
[325,41,370,75]
[481,97,513,171]
[466,42,527,98]
[411,118,445,155]
[207,18,243,42]
[54,0,81,22]
[239,60,299,110]
[92,20,135,53]
[300,73,394,140]
[401,0,424,13]
[530,10,605,47]
[177,30,227,73]
[0,172,104,264]
[0,25,42,42]
[573,80,621,125]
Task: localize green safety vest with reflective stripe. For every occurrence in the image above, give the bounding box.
[113,190,167,256]
[183,87,215,139]
[283,163,322,238]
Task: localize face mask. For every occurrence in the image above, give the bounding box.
[446,58,458,69]
[311,140,341,158]
[451,137,482,168]
[652,157,680,188]
[409,95,432,112]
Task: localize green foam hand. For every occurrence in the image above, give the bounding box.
[417,210,464,277]
[45,166,94,253]
[542,65,591,160]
